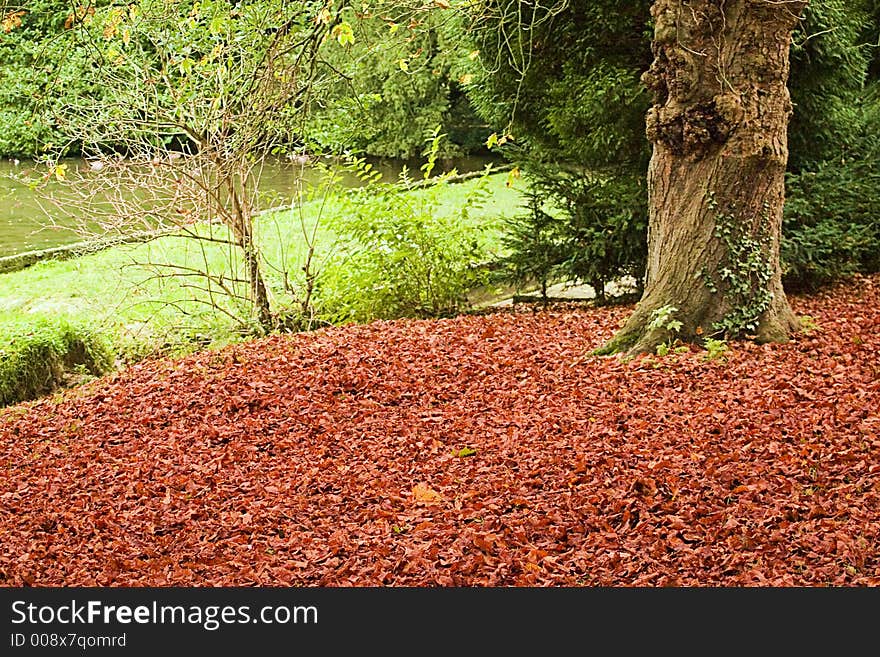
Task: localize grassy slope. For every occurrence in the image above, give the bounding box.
[0,173,525,358]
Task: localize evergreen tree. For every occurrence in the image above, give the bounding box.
[463,0,880,296]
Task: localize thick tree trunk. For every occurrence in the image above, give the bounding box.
[601,0,805,355]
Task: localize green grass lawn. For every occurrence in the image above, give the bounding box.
[0,171,525,403]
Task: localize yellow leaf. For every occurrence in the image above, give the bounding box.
[398,58,409,72]
[53,163,68,181]
[506,166,521,187]
[458,73,473,85]
[388,22,399,34]
[1,10,26,33]
[468,49,480,60]
[332,21,355,46]
[412,483,443,504]
[485,132,498,149]
[317,7,333,25]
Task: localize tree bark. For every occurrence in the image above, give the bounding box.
[600,0,805,355]
[243,236,274,332]
[226,173,274,332]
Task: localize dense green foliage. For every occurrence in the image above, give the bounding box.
[0,0,110,156]
[466,0,880,293]
[498,168,646,301]
[465,1,652,167]
[868,0,880,78]
[496,192,562,301]
[317,141,498,322]
[308,9,489,158]
[784,1,880,288]
[788,0,877,169]
[0,312,114,406]
[464,0,651,296]
[782,133,880,289]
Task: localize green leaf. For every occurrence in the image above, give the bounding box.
[208,14,227,35]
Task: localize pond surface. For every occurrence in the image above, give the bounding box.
[0,155,495,258]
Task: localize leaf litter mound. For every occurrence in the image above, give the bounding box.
[1,276,879,586]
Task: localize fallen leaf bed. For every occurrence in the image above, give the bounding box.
[1,276,878,586]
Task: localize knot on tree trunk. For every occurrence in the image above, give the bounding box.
[646,94,742,156]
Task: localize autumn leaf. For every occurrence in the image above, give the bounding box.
[316,6,333,25]
[412,483,443,504]
[332,21,355,46]
[487,132,513,150]
[102,8,124,40]
[1,10,25,33]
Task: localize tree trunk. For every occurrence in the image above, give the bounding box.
[227,173,274,332]
[600,0,805,355]
[243,237,274,332]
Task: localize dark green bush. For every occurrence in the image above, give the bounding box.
[497,166,647,301]
[782,85,880,290]
[781,218,876,291]
[496,192,567,301]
